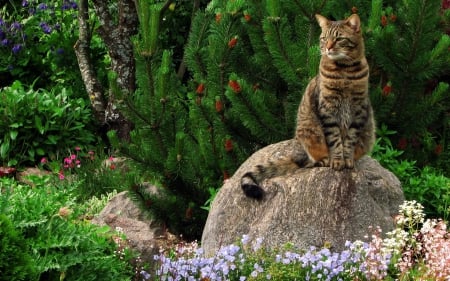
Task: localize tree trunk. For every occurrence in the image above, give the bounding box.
[74,0,138,141]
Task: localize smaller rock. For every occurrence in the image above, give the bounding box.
[92,184,171,264]
[15,167,50,186]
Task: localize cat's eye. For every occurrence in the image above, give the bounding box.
[336,37,347,42]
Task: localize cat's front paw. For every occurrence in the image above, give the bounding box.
[330,158,345,170]
[344,158,354,169]
[314,157,330,167]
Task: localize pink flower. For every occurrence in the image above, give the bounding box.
[420,219,450,278]
[40,157,47,164]
[70,154,76,160]
[75,146,81,151]
[58,170,65,180]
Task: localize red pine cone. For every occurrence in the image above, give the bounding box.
[435,144,443,155]
[382,84,392,97]
[196,83,205,95]
[215,100,223,112]
[397,138,408,150]
[224,139,233,152]
[228,37,238,48]
[228,80,242,93]
[381,15,388,27]
[215,13,222,23]
[222,170,230,180]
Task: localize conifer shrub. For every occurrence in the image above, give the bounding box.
[366,0,450,170]
[111,0,450,240]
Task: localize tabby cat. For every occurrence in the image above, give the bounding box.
[241,14,375,199]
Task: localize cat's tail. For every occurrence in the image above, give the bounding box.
[241,154,312,200]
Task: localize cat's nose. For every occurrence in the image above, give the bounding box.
[326,39,335,50]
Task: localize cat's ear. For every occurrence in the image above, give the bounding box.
[346,14,361,33]
[315,14,330,29]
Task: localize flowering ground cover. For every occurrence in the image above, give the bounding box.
[141,201,449,281]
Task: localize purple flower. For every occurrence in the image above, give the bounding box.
[61,3,70,10]
[10,22,22,31]
[140,270,151,280]
[62,0,77,10]
[0,30,5,40]
[1,38,10,46]
[12,44,22,54]
[39,22,52,34]
[56,48,64,55]
[38,3,48,10]
[22,0,29,7]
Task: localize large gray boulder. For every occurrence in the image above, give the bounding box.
[201,140,404,256]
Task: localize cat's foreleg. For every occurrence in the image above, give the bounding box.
[296,130,330,167]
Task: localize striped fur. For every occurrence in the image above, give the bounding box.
[241,14,375,199]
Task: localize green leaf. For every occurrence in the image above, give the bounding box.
[35,116,45,134]
[36,148,45,156]
[46,135,60,145]
[0,142,10,158]
[28,149,35,158]
[9,131,18,140]
[9,123,22,128]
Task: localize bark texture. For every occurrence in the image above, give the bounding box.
[74,0,137,140]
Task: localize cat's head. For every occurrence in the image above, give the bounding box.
[316,14,364,62]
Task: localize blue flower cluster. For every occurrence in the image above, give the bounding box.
[275,242,390,281]
[22,0,78,14]
[0,0,77,55]
[0,18,24,54]
[143,236,392,281]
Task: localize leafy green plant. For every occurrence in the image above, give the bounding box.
[0,0,86,90]
[371,124,417,179]
[372,125,450,220]
[0,81,96,166]
[0,176,134,281]
[40,146,135,200]
[406,167,450,220]
[201,187,220,212]
[82,190,118,218]
[0,214,36,281]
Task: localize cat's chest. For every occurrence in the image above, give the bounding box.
[317,87,359,129]
[322,76,358,93]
